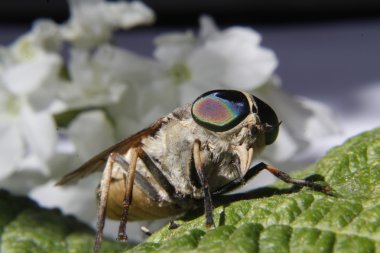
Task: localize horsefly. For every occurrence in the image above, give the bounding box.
[57,89,330,253]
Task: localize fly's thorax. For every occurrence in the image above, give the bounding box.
[140,115,243,200]
[141,116,200,198]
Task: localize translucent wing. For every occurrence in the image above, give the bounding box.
[56,118,165,185]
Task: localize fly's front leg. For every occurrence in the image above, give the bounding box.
[117,147,139,241]
[193,139,215,227]
[257,162,331,193]
[242,162,331,193]
[213,162,331,196]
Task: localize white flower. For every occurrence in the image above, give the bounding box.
[62,0,155,47]
[0,20,65,193]
[0,91,58,193]
[254,78,340,167]
[153,16,339,166]
[154,16,278,103]
[0,19,64,107]
[107,79,180,138]
[89,44,162,88]
[6,19,62,60]
[30,111,117,223]
[58,47,127,109]
[67,110,116,162]
[83,44,177,138]
[1,20,63,98]
[2,53,61,95]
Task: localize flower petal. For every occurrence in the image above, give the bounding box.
[93,45,162,85]
[0,124,23,180]
[154,31,196,67]
[297,96,341,140]
[29,178,98,223]
[198,15,219,39]
[0,167,48,195]
[189,27,278,90]
[67,111,116,162]
[20,104,57,161]
[2,53,61,95]
[59,47,128,109]
[62,0,154,47]
[107,80,180,138]
[255,80,340,163]
[105,1,155,28]
[10,19,62,59]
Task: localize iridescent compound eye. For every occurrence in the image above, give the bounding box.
[191,90,250,132]
[252,95,279,145]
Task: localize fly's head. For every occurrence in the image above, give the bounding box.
[191,89,280,174]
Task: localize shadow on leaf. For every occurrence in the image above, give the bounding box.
[179,173,333,222]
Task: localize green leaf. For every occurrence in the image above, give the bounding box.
[130,127,380,253]
[0,190,125,253]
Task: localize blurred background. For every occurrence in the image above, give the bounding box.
[1,0,380,242]
[1,0,379,115]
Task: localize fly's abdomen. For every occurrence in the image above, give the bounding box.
[99,177,184,221]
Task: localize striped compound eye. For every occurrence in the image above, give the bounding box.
[191,90,250,132]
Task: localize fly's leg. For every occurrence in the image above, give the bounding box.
[213,162,331,195]
[138,149,176,196]
[117,147,139,241]
[193,139,215,227]
[258,162,331,193]
[94,153,117,253]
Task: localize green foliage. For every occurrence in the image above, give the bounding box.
[0,191,125,253]
[1,128,380,253]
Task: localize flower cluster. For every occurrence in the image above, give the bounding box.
[0,0,338,227]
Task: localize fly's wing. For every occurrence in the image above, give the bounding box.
[56,118,166,186]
